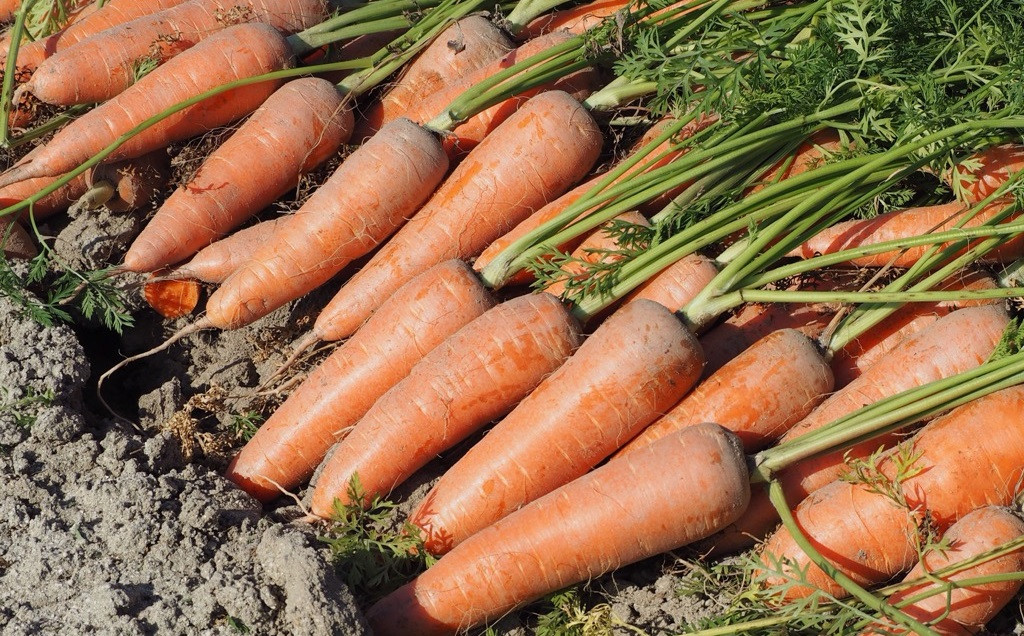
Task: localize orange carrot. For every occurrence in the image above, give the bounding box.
[309,291,581,517]
[10,0,191,73]
[122,77,352,273]
[143,276,200,318]
[618,328,834,455]
[405,30,598,157]
[745,129,844,195]
[166,217,289,284]
[727,304,1010,559]
[0,172,91,220]
[949,144,1024,203]
[410,298,705,554]
[863,506,1024,636]
[543,210,649,298]
[225,259,496,502]
[622,252,720,311]
[0,22,293,188]
[367,422,749,635]
[307,89,602,342]
[351,15,512,141]
[203,116,448,331]
[20,0,327,105]
[789,199,1024,267]
[759,385,1024,599]
[516,0,629,40]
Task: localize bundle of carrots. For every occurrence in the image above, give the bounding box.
[5,0,1024,633]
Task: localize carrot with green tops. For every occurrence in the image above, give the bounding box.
[948,144,1024,203]
[862,506,1024,636]
[225,259,496,502]
[622,252,720,311]
[516,0,630,40]
[301,89,602,343]
[203,116,448,331]
[789,199,1024,267]
[121,77,353,273]
[759,384,1024,600]
[368,422,749,636]
[0,22,294,188]
[351,14,512,141]
[309,291,581,517]
[18,0,328,105]
[542,210,650,299]
[409,298,704,554]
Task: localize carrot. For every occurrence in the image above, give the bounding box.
[122,77,352,273]
[0,172,91,220]
[409,298,705,554]
[20,0,327,106]
[516,0,629,40]
[164,217,289,284]
[0,216,35,258]
[788,199,1024,267]
[225,259,496,502]
[405,30,598,157]
[949,144,1024,203]
[351,15,512,141]
[0,22,294,188]
[308,291,581,517]
[863,506,1024,636]
[0,0,97,70]
[367,422,749,636]
[710,303,1010,554]
[143,276,200,319]
[759,384,1024,599]
[203,116,448,331]
[0,0,21,22]
[618,327,834,455]
[622,252,720,311]
[745,129,844,195]
[543,210,649,298]
[10,0,192,73]
[306,89,602,342]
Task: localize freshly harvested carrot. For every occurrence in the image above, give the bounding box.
[204,116,448,331]
[0,217,35,259]
[407,30,598,157]
[122,77,352,273]
[0,22,293,188]
[226,259,496,502]
[410,298,704,554]
[622,252,720,311]
[830,270,999,386]
[144,276,200,318]
[516,0,629,40]
[309,292,581,517]
[351,15,512,141]
[0,0,97,70]
[0,0,21,22]
[863,506,1024,636]
[367,422,749,636]
[10,0,191,72]
[307,90,602,342]
[788,199,1024,267]
[0,172,91,220]
[543,210,649,298]
[164,217,289,284]
[759,385,1024,599]
[949,144,1024,203]
[20,0,327,105]
[618,328,834,455]
[745,129,843,195]
[711,303,1010,554]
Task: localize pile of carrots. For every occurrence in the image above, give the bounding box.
[5,0,1024,632]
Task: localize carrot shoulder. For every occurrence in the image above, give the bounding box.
[368,422,750,636]
[308,292,581,518]
[309,89,603,342]
[410,298,705,554]
[0,22,294,188]
[225,259,496,502]
[122,77,352,273]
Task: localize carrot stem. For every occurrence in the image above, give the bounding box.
[0,0,40,148]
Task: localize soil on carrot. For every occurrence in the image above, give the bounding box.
[5,151,1024,636]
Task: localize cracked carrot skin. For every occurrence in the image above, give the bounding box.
[619,328,834,456]
[204,117,449,331]
[862,506,1024,636]
[410,298,705,555]
[760,385,1024,600]
[709,303,1011,555]
[368,422,750,636]
[22,0,327,106]
[0,22,294,188]
[309,90,603,342]
[225,259,496,502]
[122,77,353,273]
[352,15,513,141]
[309,292,582,518]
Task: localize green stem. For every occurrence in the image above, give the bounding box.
[1,0,41,148]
